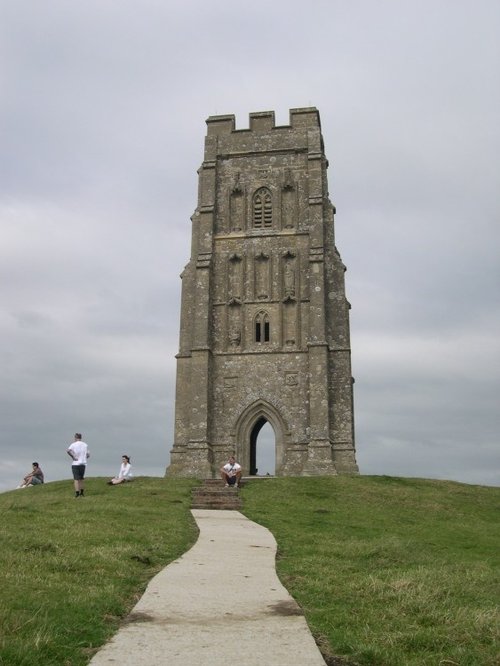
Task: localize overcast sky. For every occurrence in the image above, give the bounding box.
[1,0,499,492]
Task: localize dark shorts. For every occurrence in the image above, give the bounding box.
[227,476,237,486]
[72,464,86,481]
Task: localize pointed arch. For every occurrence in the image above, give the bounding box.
[232,399,289,475]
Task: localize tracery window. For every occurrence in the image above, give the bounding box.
[253,188,273,228]
[255,311,270,343]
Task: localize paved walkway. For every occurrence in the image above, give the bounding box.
[90,509,326,665]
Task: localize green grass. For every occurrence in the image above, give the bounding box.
[0,477,198,666]
[1,476,499,665]
[241,476,500,666]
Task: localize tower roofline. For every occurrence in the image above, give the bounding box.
[206,107,320,136]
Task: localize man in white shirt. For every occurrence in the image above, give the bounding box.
[67,433,90,498]
[220,456,242,488]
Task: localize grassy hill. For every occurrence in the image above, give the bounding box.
[0,478,198,666]
[0,476,498,665]
[241,476,500,665]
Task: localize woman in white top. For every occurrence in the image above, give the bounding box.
[108,455,133,485]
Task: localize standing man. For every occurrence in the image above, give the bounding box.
[67,433,89,498]
[220,455,242,488]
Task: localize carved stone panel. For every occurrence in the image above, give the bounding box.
[282,251,297,301]
[283,300,297,347]
[227,301,242,349]
[282,168,296,229]
[254,252,270,300]
[230,174,244,231]
[227,253,243,302]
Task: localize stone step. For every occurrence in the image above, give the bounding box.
[191,479,243,510]
[192,488,239,497]
[191,501,242,509]
[199,479,246,488]
[191,501,242,511]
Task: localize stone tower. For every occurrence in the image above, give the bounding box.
[166,108,358,478]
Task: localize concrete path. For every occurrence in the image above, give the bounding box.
[90,509,326,665]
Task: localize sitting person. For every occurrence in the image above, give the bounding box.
[220,455,242,488]
[18,462,44,488]
[108,455,133,485]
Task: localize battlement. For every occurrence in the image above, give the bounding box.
[206,107,321,136]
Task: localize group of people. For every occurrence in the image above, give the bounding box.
[67,434,134,497]
[18,433,243,495]
[17,433,133,497]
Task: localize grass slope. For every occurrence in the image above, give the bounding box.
[1,476,498,665]
[0,477,198,666]
[241,476,500,666]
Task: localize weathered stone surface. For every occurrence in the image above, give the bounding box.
[166,108,359,478]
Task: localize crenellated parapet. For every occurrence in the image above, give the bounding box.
[203,108,324,166]
[206,107,321,136]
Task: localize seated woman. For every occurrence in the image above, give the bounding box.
[108,455,133,485]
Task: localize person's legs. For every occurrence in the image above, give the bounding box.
[73,467,79,495]
[72,465,85,496]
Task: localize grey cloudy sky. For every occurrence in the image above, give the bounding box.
[1,0,499,491]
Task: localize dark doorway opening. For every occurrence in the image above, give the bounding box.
[249,418,276,476]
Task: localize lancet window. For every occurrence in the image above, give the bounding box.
[255,311,270,343]
[253,188,273,228]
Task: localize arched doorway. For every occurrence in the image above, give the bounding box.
[233,399,288,477]
[250,418,276,476]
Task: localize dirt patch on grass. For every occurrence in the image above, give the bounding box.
[266,599,303,616]
[322,656,358,666]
